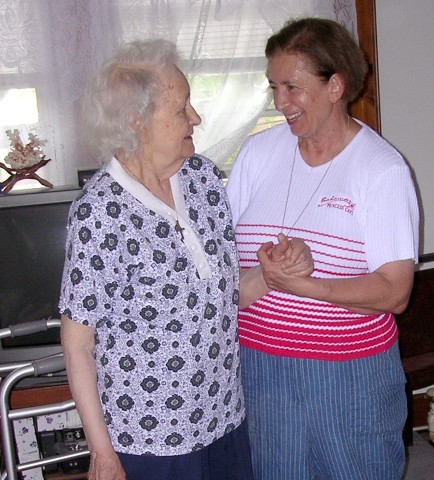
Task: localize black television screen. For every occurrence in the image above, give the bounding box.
[0,187,80,374]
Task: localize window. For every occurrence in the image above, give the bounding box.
[222,104,285,176]
[0,1,358,189]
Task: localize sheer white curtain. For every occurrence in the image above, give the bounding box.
[0,0,357,188]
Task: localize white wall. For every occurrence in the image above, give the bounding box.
[376,0,434,257]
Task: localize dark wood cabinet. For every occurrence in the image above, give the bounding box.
[10,383,72,409]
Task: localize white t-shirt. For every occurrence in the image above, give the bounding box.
[227,121,419,361]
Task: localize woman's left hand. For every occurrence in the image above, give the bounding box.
[257,234,313,292]
[88,450,126,480]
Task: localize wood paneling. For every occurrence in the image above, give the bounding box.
[350,0,380,132]
[10,383,71,409]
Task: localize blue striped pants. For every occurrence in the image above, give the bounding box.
[241,342,407,480]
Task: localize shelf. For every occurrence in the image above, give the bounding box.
[10,383,72,409]
[45,471,87,479]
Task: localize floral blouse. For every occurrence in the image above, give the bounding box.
[59,155,244,456]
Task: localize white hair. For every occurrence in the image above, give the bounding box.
[80,39,179,162]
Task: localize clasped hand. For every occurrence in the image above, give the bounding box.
[257,233,313,293]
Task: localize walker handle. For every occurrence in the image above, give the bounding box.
[32,355,66,376]
[9,319,60,337]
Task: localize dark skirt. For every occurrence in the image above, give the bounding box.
[117,419,254,480]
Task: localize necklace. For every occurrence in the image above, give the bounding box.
[118,158,185,242]
[281,114,350,236]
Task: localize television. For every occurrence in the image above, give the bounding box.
[0,186,81,384]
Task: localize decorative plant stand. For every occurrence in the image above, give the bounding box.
[1,129,52,193]
[0,158,53,193]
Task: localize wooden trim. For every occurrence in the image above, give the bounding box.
[350,0,380,132]
[419,253,434,264]
[10,383,72,409]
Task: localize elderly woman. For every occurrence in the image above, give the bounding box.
[59,39,255,480]
[227,18,419,480]
[59,39,311,480]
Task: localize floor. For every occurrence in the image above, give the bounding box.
[403,430,434,479]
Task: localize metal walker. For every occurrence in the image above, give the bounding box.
[0,320,89,479]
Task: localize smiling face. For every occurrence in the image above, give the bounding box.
[142,65,201,176]
[267,52,337,141]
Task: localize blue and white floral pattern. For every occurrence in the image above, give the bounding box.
[59,155,244,456]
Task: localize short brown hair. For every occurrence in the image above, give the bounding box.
[265,18,368,103]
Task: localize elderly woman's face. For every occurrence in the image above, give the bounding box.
[267,52,333,140]
[144,66,201,172]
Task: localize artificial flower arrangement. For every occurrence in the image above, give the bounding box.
[0,129,53,193]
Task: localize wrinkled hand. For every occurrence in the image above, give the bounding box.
[257,234,313,293]
[264,234,313,275]
[267,233,290,262]
[88,450,126,480]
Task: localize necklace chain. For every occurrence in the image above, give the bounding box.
[281,114,350,236]
[118,158,185,241]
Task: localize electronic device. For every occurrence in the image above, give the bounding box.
[0,186,81,385]
[57,427,89,473]
[37,427,90,474]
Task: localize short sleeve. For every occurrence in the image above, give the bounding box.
[59,201,107,326]
[364,163,419,271]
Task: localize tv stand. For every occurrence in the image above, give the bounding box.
[10,383,72,409]
[46,473,87,479]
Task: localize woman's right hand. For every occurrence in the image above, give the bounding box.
[257,234,313,293]
[265,233,314,277]
[88,450,126,480]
